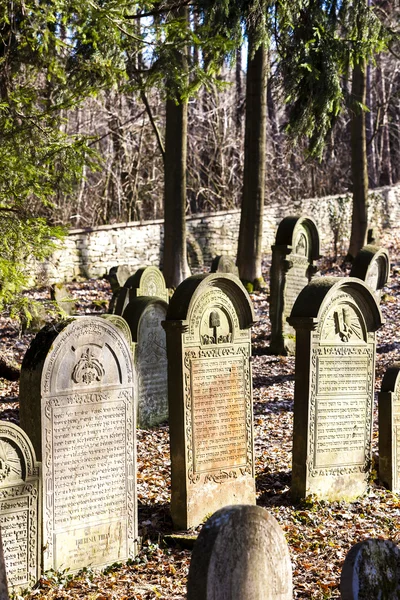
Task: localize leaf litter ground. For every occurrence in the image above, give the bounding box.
[1,232,400,599]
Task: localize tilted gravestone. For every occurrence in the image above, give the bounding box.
[0,422,40,593]
[19,317,137,571]
[0,528,9,600]
[210,255,239,277]
[187,505,292,600]
[287,277,383,501]
[163,273,255,530]
[378,364,400,493]
[107,264,132,313]
[340,539,400,600]
[50,283,77,316]
[350,244,390,302]
[270,216,320,355]
[122,297,169,428]
[113,266,169,316]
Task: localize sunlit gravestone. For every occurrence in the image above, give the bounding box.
[107,264,132,314]
[122,297,169,428]
[163,273,256,530]
[378,364,400,493]
[350,244,390,302]
[210,255,239,277]
[269,216,320,355]
[113,266,169,316]
[287,278,383,501]
[0,422,40,593]
[187,505,292,600]
[340,538,400,600]
[19,316,137,571]
[0,528,9,600]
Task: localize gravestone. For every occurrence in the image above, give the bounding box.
[287,277,383,501]
[210,255,239,277]
[19,316,137,572]
[122,297,169,428]
[50,283,77,316]
[350,244,390,301]
[0,422,40,593]
[270,216,320,355]
[187,505,292,600]
[340,539,400,600]
[163,273,255,530]
[113,266,169,316]
[107,264,132,313]
[367,226,380,245]
[0,529,9,600]
[378,364,400,492]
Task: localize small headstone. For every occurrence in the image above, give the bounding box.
[379,364,400,492]
[113,266,169,316]
[19,316,137,572]
[123,298,169,428]
[0,422,39,594]
[107,265,132,313]
[187,505,292,600]
[0,529,9,600]
[340,539,400,600]
[287,277,383,501]
[350,244,390,301]
[210,255,239,277]
[367,226,380,245]
[270,216,320,355]
[50,283,77,316]
[163,273,255,530]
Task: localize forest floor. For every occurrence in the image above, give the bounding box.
[1,230,400,599]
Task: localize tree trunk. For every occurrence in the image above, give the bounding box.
[237,35,267,287]
[163,8,190,288]
[366,63,377,188]
[348,57,368,260]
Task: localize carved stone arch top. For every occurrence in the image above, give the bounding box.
[0,422,39,483]
[122,297,169,343]
[273,216,320,260]
[288,277,383,333]
[380,363,400,395]
[125,266,169,303]
[166,273,255,332]
[350,244,390,293]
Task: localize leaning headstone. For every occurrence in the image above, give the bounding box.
[114,266,169,316]
[210,255,239,277]
[123,297,169,428]
[50,283,77,316]
[0,422,40,593]
[287,277,383,501]
[19,316,137,572]
[378,364,400,492]
[163,273,255,530]
[350,244,390,302]
[270,216,320,355]
[187,505,292,600]
[340,539,400,600]
[107,264,132,313]
[0,529,9,600]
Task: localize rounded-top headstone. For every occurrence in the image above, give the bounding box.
[106,264,132,292]
[125,266,169,303]
[340,538,400,600]
[210,255,239,277]
[187,505,292,600]
[350,244,390,301]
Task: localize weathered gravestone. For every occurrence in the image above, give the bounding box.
[19,316,137,571]
[187,505,292,600]
[113,266,169,316]
[270,216,320,355]
[50,283,77,316]
[350,244,390,302]
[0,528,9,600]
[379,364,400,493]
[122,297,169,428]
[163,273,256,530]
[0,422,40,593]
[340,538,400,600]
[287,277,383,501]
[210,255,239,277]
[107,264,132,313]
[367,226,380,245]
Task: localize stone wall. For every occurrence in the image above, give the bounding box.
[40,185,400,283]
